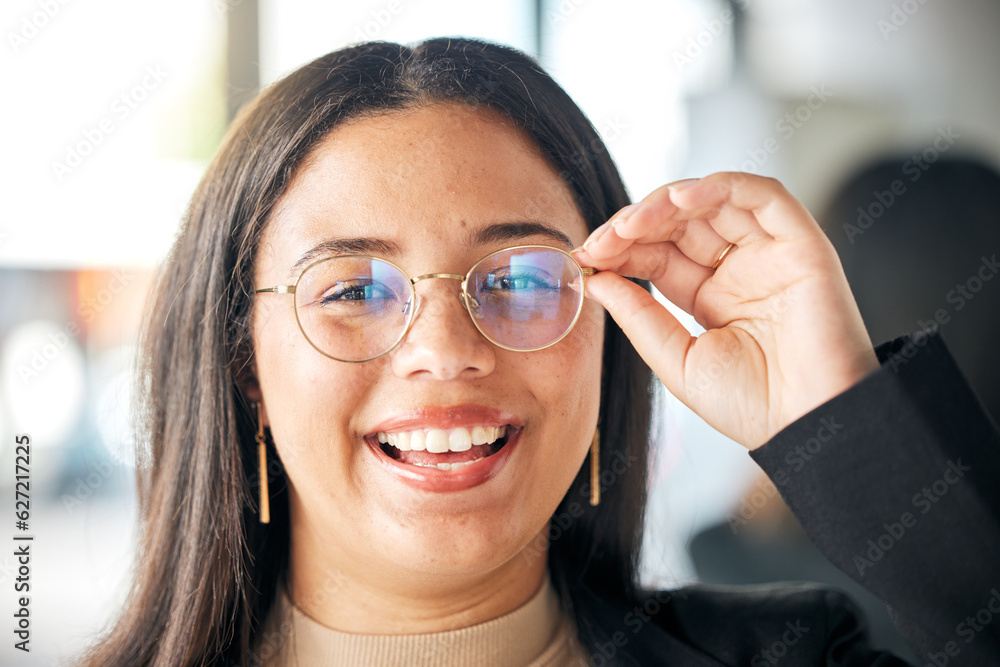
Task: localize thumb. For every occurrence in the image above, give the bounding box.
[584,271,693,398]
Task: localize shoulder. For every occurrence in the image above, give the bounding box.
[615,582,909,666]
[649,580,863,634]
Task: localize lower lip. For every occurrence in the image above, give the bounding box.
[364,429,520,493]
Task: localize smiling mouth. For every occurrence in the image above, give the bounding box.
[374,425,512,471]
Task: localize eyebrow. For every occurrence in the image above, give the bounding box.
[286,237,401,280]
[285,221,576,281]
[471,221,575,250]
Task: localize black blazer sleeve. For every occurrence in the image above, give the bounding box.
[749,328,1000,665]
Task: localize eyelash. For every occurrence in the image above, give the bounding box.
[321,281,390,304]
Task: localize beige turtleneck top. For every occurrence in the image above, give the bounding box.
[255,575,590,666]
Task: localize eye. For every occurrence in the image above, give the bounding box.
[480,267,559,292]
[319,279,395,306]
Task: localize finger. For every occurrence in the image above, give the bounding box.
[583,271,693,399]
[581,219,635,260]
[625,181,768,250]
[590,194,733,268]
[574,243,713,315]
[580,203,641,258]
[669,172,818,241]
[604,179,747,266]
[590,181,690,253]
[665,218,732,269]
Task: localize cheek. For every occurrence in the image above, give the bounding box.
[512,303,603,514]
[522,300,604,436]
[252,304,379,482]
[575,300,606,357]
[563,299,605,372]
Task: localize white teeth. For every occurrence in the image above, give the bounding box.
[449,428,472,452]
[425,429,450,453]
[410,431,426,451]
[413,458,485,471]
[395,432,411,451]
[376,425,509,453]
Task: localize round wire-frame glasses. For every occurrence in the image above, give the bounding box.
[254,244,596,363]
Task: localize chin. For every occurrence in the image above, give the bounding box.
[377,512,540,578]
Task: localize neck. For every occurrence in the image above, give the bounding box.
[286,522,549,635]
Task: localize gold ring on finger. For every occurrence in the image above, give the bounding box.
[711,242,736,270]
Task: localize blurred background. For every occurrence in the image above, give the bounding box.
[1,0,998,663]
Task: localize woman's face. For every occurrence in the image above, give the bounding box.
[251,102,603,607]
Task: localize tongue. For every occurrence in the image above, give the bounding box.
[396,443,496,467]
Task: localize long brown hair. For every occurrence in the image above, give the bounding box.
[78,37,653,666]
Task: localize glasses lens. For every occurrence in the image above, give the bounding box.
[295,257,412,361]
[466,247,584,350]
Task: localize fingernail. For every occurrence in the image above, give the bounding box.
[610,202,642,228]
[582,221,612,251]
[667,178,700,194]
[571,247,594,268]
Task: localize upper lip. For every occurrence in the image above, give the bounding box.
[365,404,521,436]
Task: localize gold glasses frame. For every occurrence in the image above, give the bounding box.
[255,244,596,363]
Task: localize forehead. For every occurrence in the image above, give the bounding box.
[261,103,589,265]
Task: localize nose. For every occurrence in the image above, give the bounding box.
[389,277,496,381]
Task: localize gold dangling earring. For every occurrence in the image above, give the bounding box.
[255,402,270,524]
[590,424,600,507]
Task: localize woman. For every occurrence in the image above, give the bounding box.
[79,37,1000,666]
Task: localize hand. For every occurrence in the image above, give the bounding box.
[573,172,879,450]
